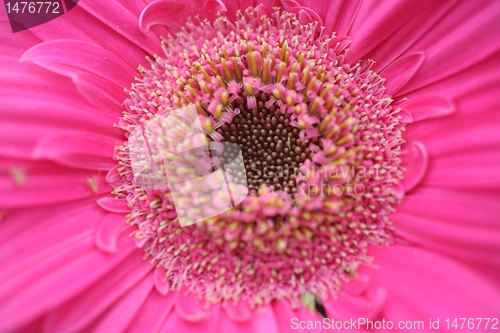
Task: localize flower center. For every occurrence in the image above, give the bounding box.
[216,91,314,195]
[116,8,405,306]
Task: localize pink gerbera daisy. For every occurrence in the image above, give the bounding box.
[1,0,499,332]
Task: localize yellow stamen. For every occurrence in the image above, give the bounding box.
[231,57,243,81]
[221,58,232,80]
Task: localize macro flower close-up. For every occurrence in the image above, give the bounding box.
[1,0,499,332]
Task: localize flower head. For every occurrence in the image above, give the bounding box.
[1,1,499,332]
[119,7,406,306]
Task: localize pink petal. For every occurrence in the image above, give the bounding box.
[0,11,40,66]
[324,284,386,321]
[400,141,428,193]
[281,2,323,28]
[43,251,152,333]
[397,187,500,228]
[255,0,281,12]
[139,0,199,35]
[419,118,500,156]
[406,52,500,102]
[126,290,176,333]
[0,65,109,159]
[19,6,148,68]
[346,0,436,63]
[224,299,251,322]
[324,0,362,36]
[233,0,254,11]
[366,1,456,71]
[202,0,228,22]
[399,0,500,95]
[380,52,425,96]
[32,133,119,171]
[251,304,280,333]
[105,165,123,188]
[154,266,171,296]
[341,274,371,296]
[95,213,128,253]
[0,65,87,105]
[368,244,500,319]
[392,212,500,269]
[0,122,77,160]
[0,90,123,137]
[272,299,325,333]
[21,40,136,88]
[175,287,210,322]
[0,235,136,332]
[161,300,220,333]
[88,273,155,333]
[0,199,104,276]
[77,1,163,56]
[97,197,130,213]
[398,95,455,122]
[0,160,112,209]
[218,314,253,333]
[218,0,239,21]
[423,148,500,190]
[73,72,125,114]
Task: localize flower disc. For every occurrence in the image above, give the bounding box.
[117,8,405,306]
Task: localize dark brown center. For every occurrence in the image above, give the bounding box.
[216,91,315,195]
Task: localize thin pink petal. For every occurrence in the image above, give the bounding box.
[77,1,163,56]
[423,148,500,190]
[224,299,252,322]
[397,187,500,228]
[73,72,125,114]
[251,304,280,333]
[418,117,500,156]
[0,235,136,333]
[324,285,386,321]
[21,40,136,88]
[272,299,325,333]
[175,287,210,322]
[154,266,171,296]
[32,133,119,171]
[139,0,200,35]
[97,197,130,213]
[95,213,128,253]
[400,141,428,193]
[0,199,105,276]
[43,251,152,333]
[368,245,500,319]
[366,1,457,71]
[398,95,455,122]
[126,290,176,333]
[392,212,500,269]
[380,52,425,96]
[202,0,228,22]
[324,0,362,36]
[87,273,154,333]
[400,0,500,95]
[218,314,253,333]
[0,90,123,137]
[346,0,436,63]
[406,52,500,102]
[105,165,123,189]
[18,6,148,68]
[161,301,220,333]
[0,160,112,209]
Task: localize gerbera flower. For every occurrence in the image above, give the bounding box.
[1,0,499,332]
